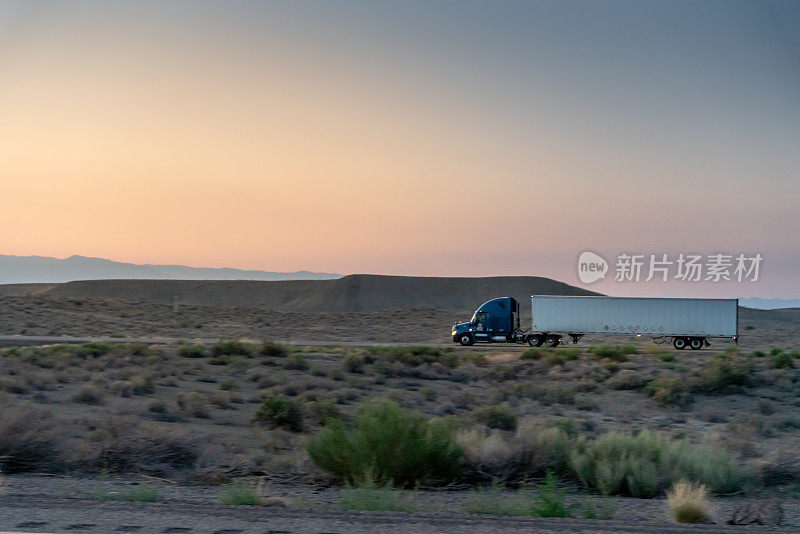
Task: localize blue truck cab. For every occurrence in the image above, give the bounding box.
[451,297,522,346]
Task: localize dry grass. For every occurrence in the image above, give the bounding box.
[666,480,712,524]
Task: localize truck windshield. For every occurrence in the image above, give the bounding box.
[471,311,488,324]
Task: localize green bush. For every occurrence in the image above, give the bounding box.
[253,395,304,432]
[178,344,206,358]
[751,350,765,358]
[259,340,288,358]
[770,351,794,369]
[569,430,747,497]
[339,480,416,512]
[520,348,542,360]
[218,483,260,505]
[589,345,637,362]
[120,486,159,502]
[307,401,462,488]
[463,472,571,518]
[284,353,308,370]
[533,470,571,517]
[473,405,517,431]
[645,375,691,406]
[212,341,253,357]
[74,342,113,358]
[696,353,751,394]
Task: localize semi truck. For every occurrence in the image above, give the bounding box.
[451,295,738,350]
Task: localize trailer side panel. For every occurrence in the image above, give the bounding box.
[531,296,738,337]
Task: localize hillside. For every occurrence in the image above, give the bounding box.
[38,274,599,313]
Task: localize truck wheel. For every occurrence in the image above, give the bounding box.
[545,335,560,348]
[690,337,704,350]
[527,334,543,347]
[458,333,474,346]
[673,337,688,350]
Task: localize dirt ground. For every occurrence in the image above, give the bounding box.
[0,295,797,350]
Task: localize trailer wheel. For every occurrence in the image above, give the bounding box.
[673,337,688,350]
[458,333,474,346]
[527,334,543,347]
[690,337,704,350]
[545,334,561,348]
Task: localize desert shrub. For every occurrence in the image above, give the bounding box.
[569,430,746,497]
[696,353,751,394]
[343,354,365,374]
[72,384,103,405]
[473,405,517,431]
[463,472,570,517]
[519,426,571,475]
[253,395,304,432]
[119,486,159,502]
[589,344,637,361]
[520,348,542,360]
[178,344,206,358]
[751,350,765,358]
[530,384,575,406]
[259,339,288,358]
[466,353,488,367]
[532,470,571,517]
[125,343,148,356]
[110,380,134,397]
[212,341,253,357]
[770,351,793,369]
[339,479,416,512]
[375,346,444,367]
[667,480,711,523]
[581,497,616,519]
[307,401,462,488]
[464,482,538,516]
[307,400,343,425]
[606,369,648,390]
[73,342,113,358]
[147,400,167,413]
[218,483,260,505]
[208,392,230,409]
[177,392,209,418]
[0,377,30,394]
[284,354,308,370]
[90,421,198,475]
[220,380,237,391]
[645,375,691,406]
[130,375,155,395]
[0,406,64,473]
[770,347,784,357]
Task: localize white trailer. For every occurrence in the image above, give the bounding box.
[528,296,738,350]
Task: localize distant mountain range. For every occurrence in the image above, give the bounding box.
[738,298,800,310]
[0,254,341,284]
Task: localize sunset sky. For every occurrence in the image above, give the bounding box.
[1,1,798,297]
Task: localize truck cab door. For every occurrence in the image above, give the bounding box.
[472,311,491,342]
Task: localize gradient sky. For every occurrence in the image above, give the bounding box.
[1,1,798,297]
